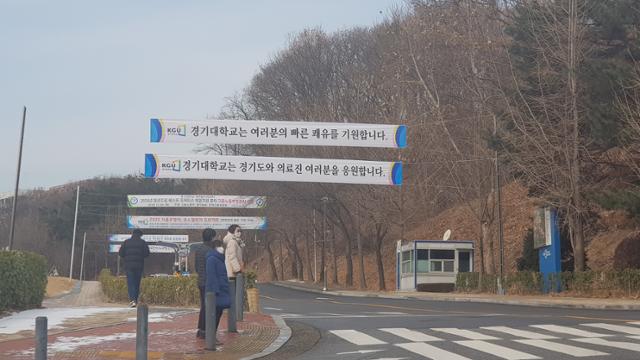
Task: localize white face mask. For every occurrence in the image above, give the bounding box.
[216,247,224,254]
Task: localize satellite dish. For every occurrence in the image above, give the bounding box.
[443,229,452,241]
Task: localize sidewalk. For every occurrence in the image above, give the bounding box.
[272,280,640,310]
[0,308,287,359]
[0,281,290,359]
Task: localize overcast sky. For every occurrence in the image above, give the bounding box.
[0,0,401,193]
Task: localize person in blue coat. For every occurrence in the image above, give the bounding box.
[205,239,231,337]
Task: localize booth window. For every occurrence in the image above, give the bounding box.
[458,251,471,272]
[401,250,413,274]
[429,249,455,273]
[416,249,429,273]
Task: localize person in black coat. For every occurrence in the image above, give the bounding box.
[193,228,216,339]
[118,229,150,307]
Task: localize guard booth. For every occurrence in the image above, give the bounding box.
[396,240,474,291]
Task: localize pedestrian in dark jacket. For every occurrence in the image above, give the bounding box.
[193,228,215,339]
[118,229,150,307]
[205,239,231,339]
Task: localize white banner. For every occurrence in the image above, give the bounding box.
[145,154,402,186]
[150,119,407,148]
[108,243,176,254]
[127,195,266,208]
[127,215,268,230]
[107,234,189,243]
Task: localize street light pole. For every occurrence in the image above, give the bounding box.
[8,107,27,251]
[313,208,317,283]
[321,196,328,291]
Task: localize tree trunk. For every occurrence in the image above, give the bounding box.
[374,224,387,291]
[357,228,367,290]
[304,230,314,281]
[331,226,339,285]
[482,220,495,274]
[265,236,278,281]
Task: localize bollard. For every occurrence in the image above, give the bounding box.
[136,304,148,360]
[227,278,237,333]
[35,316,47,360]
[236,273,244,321]
[205,291,217,351]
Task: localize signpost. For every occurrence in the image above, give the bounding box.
[535,207,561,293]
[145,154,402,186]
[126,215,268,230]
[150,119,407,149]
[127,194,266,208]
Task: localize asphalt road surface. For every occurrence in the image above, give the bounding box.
[259,283,640,360]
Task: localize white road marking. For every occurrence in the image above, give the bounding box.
[396,342,472,360]
[336,349,385,355]
[515,339,608,357]
[628,321,640,326]
[530,324,611,338]
[456,340,540,360]
[367,312,407,315]
[573,337,640,352]
[315,297,330,300]
[431,328,500,340]
[629,335,640,340]
[582,323,640,335]
[330,330,387,346]
[380,328,442,342]
[263,307,282,311]
[481,326,557,340]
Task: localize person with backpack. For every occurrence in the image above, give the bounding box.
[193,228,216,339]
[118,229,150,308]
[205,239,231,342]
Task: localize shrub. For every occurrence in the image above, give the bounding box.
[0,250,48,311]
[99,269,199,306]
[455,270,640,298]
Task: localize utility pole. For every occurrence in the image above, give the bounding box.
[8,107,27,251]
[80,232,87,282]
[494,115,505,295]
[69,186,80,280]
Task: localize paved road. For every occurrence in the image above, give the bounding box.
[259,283,640,360]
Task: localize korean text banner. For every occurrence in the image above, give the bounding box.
[127,195,266,209]
[107,234,189,243]
[127,216,268,230]
[145,154,402,186]
[108,243,175,254]
[150,119,407,148]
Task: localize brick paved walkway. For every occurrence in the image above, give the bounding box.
[0,310,279,360]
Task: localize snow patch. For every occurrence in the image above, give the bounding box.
[0,307,132,334]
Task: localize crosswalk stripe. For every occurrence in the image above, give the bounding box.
[329,330,387,345]
[481,326,557,340]
[455,340,540,360]
[629,321,640,326]
[582,323,640,335]
[573,337,640,352]
[515,339,609,357]
[629,335,640,340]
[431,328,500,340]
[380,328,442,342]
[396,342,472,360]
[530,324,611,338]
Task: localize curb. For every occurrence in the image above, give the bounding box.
[271,282,640,311]
[240,315,291,360]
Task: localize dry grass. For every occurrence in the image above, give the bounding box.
[45,277,76,298]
